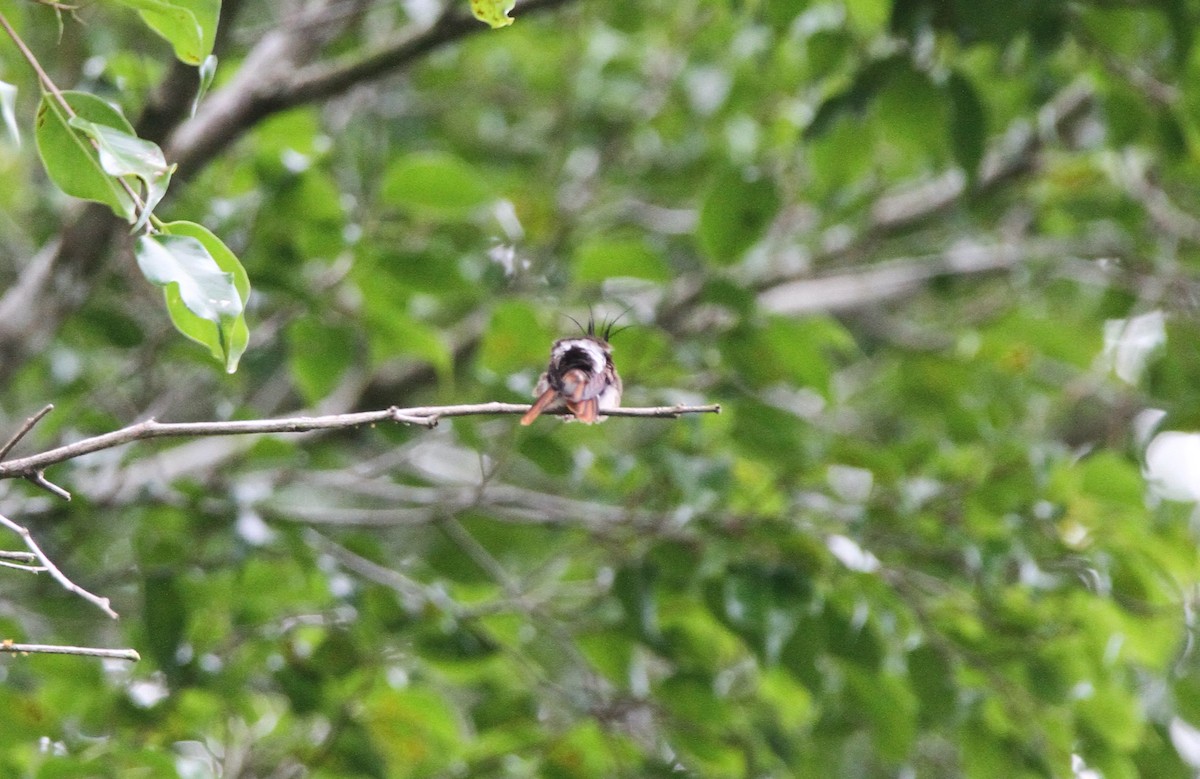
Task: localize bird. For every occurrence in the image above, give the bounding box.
[520,315,624,425]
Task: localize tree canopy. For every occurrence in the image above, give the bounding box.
[2,0,1200,776]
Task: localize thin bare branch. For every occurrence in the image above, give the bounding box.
[0,512,118,618]
[0,403,720,480]
[0,404,54,461]
[0,547,44,572]
[0,640,140,661]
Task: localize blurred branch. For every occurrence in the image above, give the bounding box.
[757,237,1123,315]
[0,512,118,618]
[167,0,578,175]
[0,402,721,486]
[0,640,140,662]
[286,0,575,107]
[660,83,1098,330]
[1119,153,1200,244]
[857,81,1096,241]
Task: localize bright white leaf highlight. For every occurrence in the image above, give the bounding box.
[1102,310,1165,384]
[68,116,174,231]
[1170,717,1200,768]
[1144,430,1200,502]
[827,534,880,573]
[136,234,242,323]
[0,81,19,145]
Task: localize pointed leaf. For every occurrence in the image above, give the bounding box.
[192,54,219,118]
[35,91,136,220]
[161,221,251,372]
[136,229,248,372]
[67,116,174,231]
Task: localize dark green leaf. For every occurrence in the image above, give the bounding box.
[696,167,780,264]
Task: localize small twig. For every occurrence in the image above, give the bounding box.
[26,470,71,501]
[0,640,139,662]
[0,402,721,480]
[0,549,45,573]
[0,403,54,461]
[0,512,117,618]
[0,560,44,572]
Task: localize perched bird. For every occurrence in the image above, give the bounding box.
[521,316,623,425]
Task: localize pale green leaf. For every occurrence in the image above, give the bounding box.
[379,151,494,215]
[470,0,515,28]
[68,116,174,231]
[574,237,671,283]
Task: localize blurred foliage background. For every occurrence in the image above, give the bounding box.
[2,0,1200,776]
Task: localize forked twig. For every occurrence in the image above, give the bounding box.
[0,512,117,618]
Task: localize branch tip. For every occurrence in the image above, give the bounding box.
[0,403,55,461]
[27,471,71,501]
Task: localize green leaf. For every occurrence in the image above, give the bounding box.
[947,70,988,178]
[193,54,219,117]
[470,0,515,28]
[111,0,220,65]
[478,300,548,377]
[288,318,357,403]
[67,115,174,231]
[136,222,250,372]
[0,81,18,145]
[696,167,780,264]
[136,234,240,322]
[574,236,671,283]
[35,91,136,220]
[379,151,494,215]
[143,571,188,676]
[366,309,453,383]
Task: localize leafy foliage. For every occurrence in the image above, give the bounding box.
[1,0,1200,776]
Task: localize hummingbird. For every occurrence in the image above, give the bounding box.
[520,315,624,425]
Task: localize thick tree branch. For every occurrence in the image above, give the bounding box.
[0,402,720,481]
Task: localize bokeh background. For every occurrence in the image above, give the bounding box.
[2,0,1200,775]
